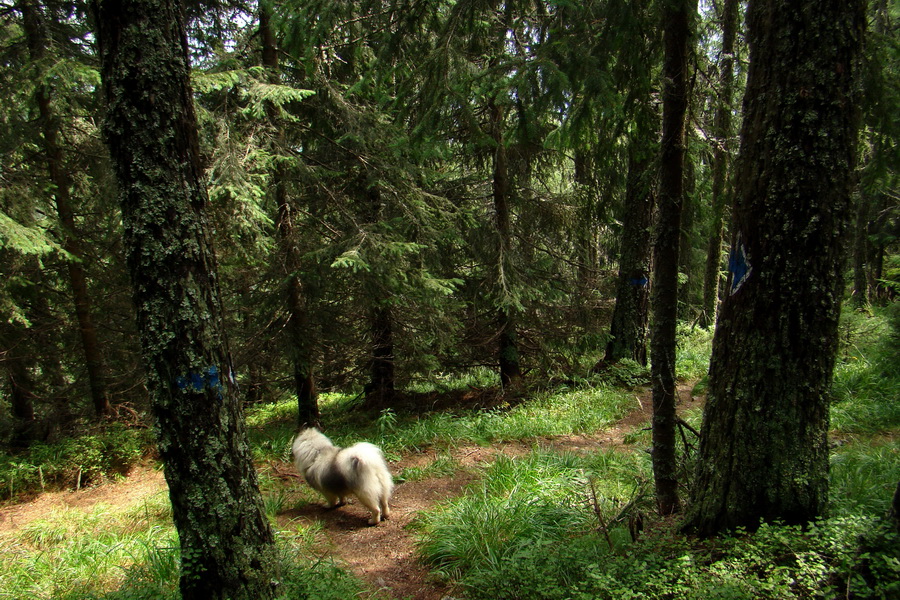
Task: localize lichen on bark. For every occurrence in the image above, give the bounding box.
[96,0,279,597]
[682,0,866,537]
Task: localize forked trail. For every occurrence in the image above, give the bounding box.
[0,384,703,600]
[276,383,701,599]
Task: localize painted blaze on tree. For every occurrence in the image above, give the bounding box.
[96,0,279,597]
[682,0,866,536]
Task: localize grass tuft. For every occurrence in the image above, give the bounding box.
[415,449,648,583]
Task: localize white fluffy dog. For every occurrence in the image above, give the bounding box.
[291,428,394,525]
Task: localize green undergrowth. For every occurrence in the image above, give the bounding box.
[416,446,900,600]
[246,376,641,463]
[0,489,366,600]
[410,305,899,600]
[0,422,152,502]
[246,322,713,464]
[2,308,896,599]
[831,304,900,434]
[414,450,651,584]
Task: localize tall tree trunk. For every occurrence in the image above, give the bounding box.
[651,0,695,516]
[851,189,872,306]
[21,1,111,417]
[260,5,318,427]
[868,194,890,302]
[604,106,656,367]
[362,184,397,408]
[366,304,396,407]
[490,97,523,390]
[682,0,865,537]
[677,147,696,320]
[698,0,739,329]
[2,322,38,446]
[855,0,891,307]
[574,152,599,333]
[96,1,279,597]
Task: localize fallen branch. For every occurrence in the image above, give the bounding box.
[588,477,615,552]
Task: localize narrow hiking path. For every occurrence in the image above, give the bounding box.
[0,384,704,599]
[280,383,702,599]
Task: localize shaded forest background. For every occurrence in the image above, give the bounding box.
[0,1,899,598]
[0,0,897,451]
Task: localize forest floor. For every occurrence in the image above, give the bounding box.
[0,384,704,600]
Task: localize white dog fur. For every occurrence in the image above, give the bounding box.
[291,428,394,525]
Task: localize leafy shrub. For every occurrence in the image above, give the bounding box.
[594,358,651,387]
[0,423,152,500]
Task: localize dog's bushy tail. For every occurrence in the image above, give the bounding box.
[343,442,393,523]
[344,442,393,493]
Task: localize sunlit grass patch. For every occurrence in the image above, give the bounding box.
[0,484,369,600]
[0,499,178,599]
[415,449,649,583]
[366,384,639,454]
[404,367,500,394]
[247,377,640,460]
[397,452,461,483]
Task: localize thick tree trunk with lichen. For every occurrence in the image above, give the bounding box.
[96,1,279,597]
[682,0,865,537]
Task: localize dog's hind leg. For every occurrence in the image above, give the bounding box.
[380,495,391,520]
[322,492,346,509]
[355,492,383,525]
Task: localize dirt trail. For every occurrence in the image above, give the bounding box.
[0,384,703,599]
[0,463,167,534]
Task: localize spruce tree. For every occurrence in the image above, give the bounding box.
[699,0,739,329]
[96,0,279,596]
[651,0,697,516]
[683,0,865,536]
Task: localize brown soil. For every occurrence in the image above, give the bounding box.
[0,384,703,599]
[0,462,166,533]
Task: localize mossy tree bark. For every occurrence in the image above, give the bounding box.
[650,0,696,516]
[682,0,865,537]
[96,0,279,597]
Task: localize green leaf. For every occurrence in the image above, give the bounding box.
[330,249,371,272]
[0,212,60,256]
[242,82,316,120]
